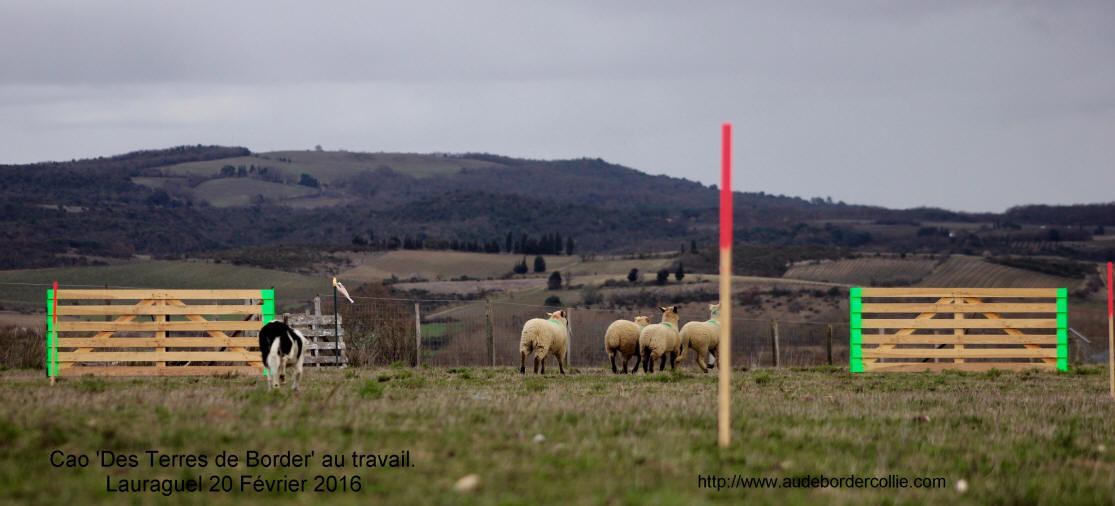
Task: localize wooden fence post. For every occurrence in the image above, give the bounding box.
[414,302,422,367]
[485,299,494,367]
[566,307,573,369]
[827,324,834,365]
[769,320,780,367]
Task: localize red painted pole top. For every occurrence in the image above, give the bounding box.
[1107,262,1113,316]
[719,123,732,250]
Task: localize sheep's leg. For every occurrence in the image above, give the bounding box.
[291,357,303,392]
[669,351,677,370]
[631,349,641,373]
[266,352,281,389]
[642,348,652,373]
[610,351,618,374]
[520,350,527,374]
[658,353,666,372]
[557,353,565,375]
[533,355,541,374]
[695,345,709,373]
[621,353,630,374]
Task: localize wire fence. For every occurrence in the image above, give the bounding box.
[320,296,853,369]
[2,280,1106,370]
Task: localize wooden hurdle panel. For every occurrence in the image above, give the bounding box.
[45,289,274,379]
[849,287,1067,372]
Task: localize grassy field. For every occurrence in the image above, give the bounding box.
[1,366,1112,505]
[0,261,328,313]
[784,256,939,286]
[157,151,508,183]
[340,250,582,282]
[917,255,1081,289]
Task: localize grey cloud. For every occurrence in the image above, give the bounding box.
[1,0,1113,212]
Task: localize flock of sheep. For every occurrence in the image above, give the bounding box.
[518,304,721,375]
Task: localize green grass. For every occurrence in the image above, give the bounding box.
[158,151,509,184]
[1,366,1112,504]
[784,256,938,286]
[0,261,327,311]
[190,178,320,207]
[917,255,1080,289]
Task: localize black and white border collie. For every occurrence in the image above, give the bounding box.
[258,320,308,391]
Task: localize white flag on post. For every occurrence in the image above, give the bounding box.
[333,277,354,303]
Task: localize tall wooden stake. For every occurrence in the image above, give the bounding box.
[332,278,339,361]
[1107,262,1113,398]
[414,302,422,368]
[486,299,494,367]
[718,122,733,448]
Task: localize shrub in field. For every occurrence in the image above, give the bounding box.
[547,271,562,290]
[337,283,418,367]
[0,326,43,370]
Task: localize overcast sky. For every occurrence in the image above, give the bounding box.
[2,1,1112,212]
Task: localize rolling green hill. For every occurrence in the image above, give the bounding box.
[154,151,509,184]
[0,261,328,311]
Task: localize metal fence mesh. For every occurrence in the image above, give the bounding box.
[327,297,855,369]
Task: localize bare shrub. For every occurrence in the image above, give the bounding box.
[0,326,43,370]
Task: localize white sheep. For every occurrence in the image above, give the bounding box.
[680,303,720,373]
[604,315,650,374]
[638,306,681,373]
[519,310,569,374]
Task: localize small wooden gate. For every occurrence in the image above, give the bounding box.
[285,295,347,367]
[45,288,274,379]
[850,288,1067,372]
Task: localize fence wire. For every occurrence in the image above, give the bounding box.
[321,297,857,369]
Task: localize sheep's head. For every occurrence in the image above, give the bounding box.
[633,315,650,327]
[546,310,568,326]
[708,303,721,320]
[657,306,680,326]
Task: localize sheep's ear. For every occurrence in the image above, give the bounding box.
[658,306,667,312]
[559,310,567,318]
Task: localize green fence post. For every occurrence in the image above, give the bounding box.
[260,289,276,376]
[1056,287,1068,372]
[45,288,55,379]
[261,289,276,323]
[850,287,863,373]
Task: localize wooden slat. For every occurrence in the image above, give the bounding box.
[864,297,950,365]
[57,366,262,377]
[861,335,1058,345]
[864,362,1056,372]
[862,348,1056,359]
[963,297,1058,366]
[859,288,1059,298]
[306,342,346,350]
[156,300,167,368]
[57,305,263,316]
[294,329,345,337]
[57,289,264,300]
[955,302,965,364]
[74,299,158,354]
[861,319,1056,329]
[58,351,258,362]
[58,337,260,348]
[860,303,1056,313]
[57,321,263,332]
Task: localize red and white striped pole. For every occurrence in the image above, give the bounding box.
[718,123,733,448]
[1107,261,1112,398]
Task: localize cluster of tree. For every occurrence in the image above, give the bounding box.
[505,232,574,256]
[217,164,285,184]
[511,255,548,274]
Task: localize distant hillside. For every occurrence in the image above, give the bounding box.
[1,145,1113,271]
